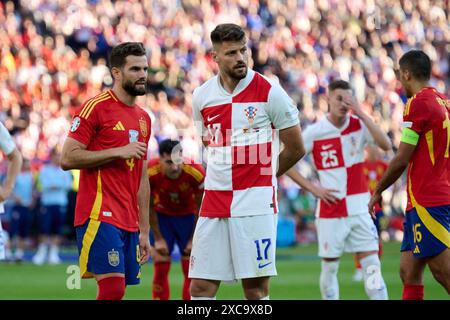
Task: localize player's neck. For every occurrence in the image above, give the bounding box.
[219,73,240,94]
[327,113,347,128]
[111,86,136,106]
[410,82,430,96]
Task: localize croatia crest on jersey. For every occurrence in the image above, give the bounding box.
[244,106,258,126]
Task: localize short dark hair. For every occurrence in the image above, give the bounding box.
[210,24,245,45]
[158,139,181,156]
[109,42,146,69]
[328,80,351,92]
[399,50,431,81]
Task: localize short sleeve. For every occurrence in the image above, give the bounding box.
[192,88,207,139]
[68,102,99,146]
[266,83,299,130]
[0,122,15,155]
[301,125,314,155]
[403,97,425,135]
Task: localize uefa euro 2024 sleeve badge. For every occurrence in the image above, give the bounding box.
[129,129,139,143]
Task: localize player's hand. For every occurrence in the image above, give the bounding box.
[117,142,147,160]
[183,239,192,256]
[368,192,382,219]
[0,185,12,202]
[343,94,363,117]
[312,185,339,205]
[139,233,151,265]
[154,238,169,256]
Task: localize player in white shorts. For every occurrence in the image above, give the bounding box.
[190,23,305,300]
[287,80,391,300]
[0,122,23,260]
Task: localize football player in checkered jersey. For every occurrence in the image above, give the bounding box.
[287,80,391,300]
[190,23,305,300]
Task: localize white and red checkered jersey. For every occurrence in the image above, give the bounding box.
[193,69,299,218]
[302,115,374,218]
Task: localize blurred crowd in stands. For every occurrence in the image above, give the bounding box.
[0,0,449,260]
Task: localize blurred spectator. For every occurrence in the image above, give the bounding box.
[1,0,449,247]
[8,158,34,262]
[32,148,72,265]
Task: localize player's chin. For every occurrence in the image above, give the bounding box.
[133,85,147,96]
[232,68,247,79]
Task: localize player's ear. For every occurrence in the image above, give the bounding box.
[111,67,121,81]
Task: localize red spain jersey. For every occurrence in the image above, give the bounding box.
[148,158,205,216]
[403,87,450,211]
[363,159,388,212]
[68,90,151,231]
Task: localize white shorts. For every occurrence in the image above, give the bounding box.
[189,215,278,281]
[316,214,379,258]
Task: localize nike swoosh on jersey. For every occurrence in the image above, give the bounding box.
[207,114,220,122]
[321,144,333,150]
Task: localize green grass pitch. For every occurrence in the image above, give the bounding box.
[0,242,447,300]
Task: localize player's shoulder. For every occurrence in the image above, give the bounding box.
[182,162,205,182]
[303,118,327,135]
[192,76,219,108]
[147,158,161,177]
[78,90,116,119]
[193,76,219,97]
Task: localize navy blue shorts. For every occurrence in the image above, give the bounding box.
[10,205,31,238]
[39,205,65,235]
[401,205,450,258]
[373,210,384,234]
[150,212,195,256]
[76,219,141,285]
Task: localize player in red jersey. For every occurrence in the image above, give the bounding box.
[369,50,450,299]
[148,139,205,300]
[353,145,388,281]
[61,42,152,300]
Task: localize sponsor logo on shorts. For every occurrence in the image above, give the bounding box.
[108,249,120,267]
[190,256,196,270]
[258,261,272,269]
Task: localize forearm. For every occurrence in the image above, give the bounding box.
[286,167,316,193]
[277,148,305,177]
[138,178,150,235]
[4,149,22,191]
[61,147,119,170]
[359,113,392,151]
[375,156,408,195]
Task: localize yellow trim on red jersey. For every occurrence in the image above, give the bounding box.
[79,92,109,118]
[148,164,161,177]
[79,170,103,278]
[408,169,450,248]
[403,94,417,117]
[182,165,204,183]
[79,219,101,279]
[89,171,103,220]
[425,130,435,166]
[108,89,118,102]
[84,94,111,119]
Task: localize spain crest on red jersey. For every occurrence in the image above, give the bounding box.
[139,117,148,137]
